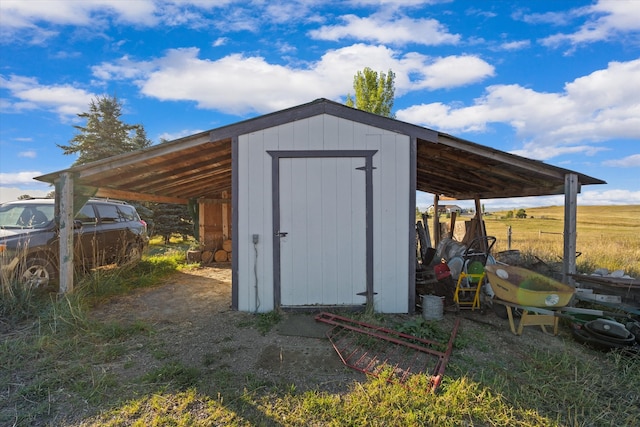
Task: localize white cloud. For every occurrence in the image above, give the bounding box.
[309,14,460,46]
[577,188,640,205]
[0,0,158,27]
[396,58,640,160]
[416,188,640,211]
[540,0,640,49]
[498,40,530,51]
[91,56,155,81]
[91,45,493,115]
[18,150,37,158]
[510,144,607,160]
[158,129,206,142]
[0,74,96,119]
[212,37,229,47]
[0,186,50,203]
[407,55,494,90]
[0,0,242,43]
[603,154,640,168]
[0,171,44,185]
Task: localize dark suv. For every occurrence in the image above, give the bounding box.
[0,198,149,288]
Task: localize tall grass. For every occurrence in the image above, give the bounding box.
[75,349,640,427]
[0,248,184,426]
[2,221,639,426]
[427,205,640,277]
[484,205,640,277]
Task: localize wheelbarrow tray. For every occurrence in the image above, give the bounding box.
[485,265,575,308]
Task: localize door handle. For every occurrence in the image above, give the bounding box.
[275,231,288,238]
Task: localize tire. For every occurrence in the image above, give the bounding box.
[492,301,522,319]
[492,302,509,319]
[20,258,56,289]
[119,243,142,265]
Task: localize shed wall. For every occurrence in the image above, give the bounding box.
[236,114,411,313]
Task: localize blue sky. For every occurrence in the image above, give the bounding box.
[1,0,638,210]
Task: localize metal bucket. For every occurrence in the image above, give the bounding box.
[421,295,444,321]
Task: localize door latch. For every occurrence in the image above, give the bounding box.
[275,231,288,237]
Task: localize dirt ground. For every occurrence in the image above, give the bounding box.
[90,265,365,394]
[89,265,578,396]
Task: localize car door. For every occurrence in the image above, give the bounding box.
[74,203,101,269]
[93,202,126,263]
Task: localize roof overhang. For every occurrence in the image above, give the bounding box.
[36,98,605,203]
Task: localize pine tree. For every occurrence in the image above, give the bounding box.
[346,67,396,118]
[58,95,151,166]
[152,203,194,244]
[57,95,196,242]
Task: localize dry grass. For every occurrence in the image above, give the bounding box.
[427,205,640,277]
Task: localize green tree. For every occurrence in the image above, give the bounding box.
[346,67,396,118]
[151,203,194,244]
[58,95,151,166]
[57,96,196,242]
[516,208,527,219]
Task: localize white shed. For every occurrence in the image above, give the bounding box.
[237,114,411,313]
[36,98,606,313]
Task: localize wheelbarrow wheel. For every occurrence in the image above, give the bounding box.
[492,301,522,319]
[492,302,508,319]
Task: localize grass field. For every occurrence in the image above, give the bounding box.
[1,208,639,426]
[427,205,640,278]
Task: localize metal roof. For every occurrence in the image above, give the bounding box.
[36,98,605,203]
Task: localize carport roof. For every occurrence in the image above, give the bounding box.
[36,98,605,203]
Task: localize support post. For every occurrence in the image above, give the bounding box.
[222,190,229,240]
[474,197,486,252]
[433,195,440,247]
[57,172,74,293]
[563,173,578,284]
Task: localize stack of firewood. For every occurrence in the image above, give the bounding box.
[200,239,232,263]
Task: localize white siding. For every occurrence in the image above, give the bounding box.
[237,114,411,313]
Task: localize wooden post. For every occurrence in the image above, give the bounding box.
[563,173,578,284]
[433,194,440,247]
[198,201,206,248]
[474,197,486,252]
[57,172,74,294]
[222,190,229,240]
[421,213,432,248]
[449,211,457,239]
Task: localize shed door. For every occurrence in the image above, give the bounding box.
[277,156,367,307]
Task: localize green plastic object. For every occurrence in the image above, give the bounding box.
[466,261,484,283]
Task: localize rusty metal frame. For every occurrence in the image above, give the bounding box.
[315,312,460,392]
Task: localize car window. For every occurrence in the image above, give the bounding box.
[118,205,138,221]
[0,203,53,228]
[96,204,126,224]
[75,204,97,224]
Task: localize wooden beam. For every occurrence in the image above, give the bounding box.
[474,197,487,251]
[450,184,569,200]
[198,198,233,204]
[57,172,74,294]
[433,194,440,247]
[437,134,567,180]
[563,173,578,284]
[94,188,189,204]
[221,191,230,240]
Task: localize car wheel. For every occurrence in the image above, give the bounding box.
[20,258,55,289]
[119,244,142,265]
